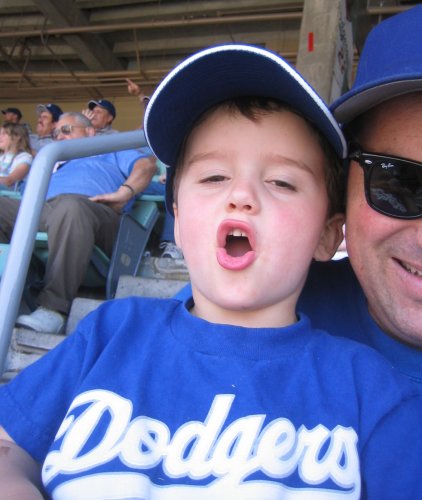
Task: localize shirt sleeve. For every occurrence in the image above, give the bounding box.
[12,152,33,170]
[114,149,147,177]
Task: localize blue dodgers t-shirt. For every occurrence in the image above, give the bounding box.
[45,149,145,201]
[0,297,421,498]
[176,258,422,394]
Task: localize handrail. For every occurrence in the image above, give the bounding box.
[0,130,147,375]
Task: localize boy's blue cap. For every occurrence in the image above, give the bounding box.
[332,5,422,124]
[144,44,347,212]
[88,99,116,119]
[36,103,63,122]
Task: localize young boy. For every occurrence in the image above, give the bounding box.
[0,45,421,499]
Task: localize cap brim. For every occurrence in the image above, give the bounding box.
[145,45,346,164]
[144,44,346,213]
[332,78,422,124]
[88,100,98,110]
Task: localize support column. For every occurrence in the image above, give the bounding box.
[296,0,353,104]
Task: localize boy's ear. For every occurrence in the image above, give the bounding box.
[313,213,345,262]
[173,203,181,248]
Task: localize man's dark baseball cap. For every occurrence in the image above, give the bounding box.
[88,99,116,119]
[36,103,63,122]
[331,5,422,124]
[1,107,22,120]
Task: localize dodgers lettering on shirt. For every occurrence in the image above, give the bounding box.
[43,390,360,499]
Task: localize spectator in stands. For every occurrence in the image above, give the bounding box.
[0,111,156,334]
[0,123,32,191]
[29,103,63,154]
[2,107,32,135]
[1,107,21,124]
[83,99,118,135]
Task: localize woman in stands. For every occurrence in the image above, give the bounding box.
[0,122,33,192]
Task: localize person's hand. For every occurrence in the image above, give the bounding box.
[81,108,95,121]
[89,186,133,213]
[126,78,141,96]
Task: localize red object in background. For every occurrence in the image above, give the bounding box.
[308,32,314,52]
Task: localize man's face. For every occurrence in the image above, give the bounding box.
[36,111,55,137]
[3,112,19,123]
[345,92,422,347]
[90,105,113,130]
[53,116,94,141]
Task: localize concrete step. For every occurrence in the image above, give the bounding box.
[2,328,65,383]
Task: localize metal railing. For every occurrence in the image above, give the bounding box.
[0,130,147,375]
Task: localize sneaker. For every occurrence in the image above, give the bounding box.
[16,307,65,335]
[155,242,188,276]
[159,241,184,259]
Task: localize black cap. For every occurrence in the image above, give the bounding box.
[2,107,22,120]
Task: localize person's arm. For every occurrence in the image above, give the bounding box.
[126,78,150,109]
[89,155,157,213]
[0,427,45,499]
[0,162,30,187]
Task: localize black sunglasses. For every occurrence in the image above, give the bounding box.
[348,146,422,219]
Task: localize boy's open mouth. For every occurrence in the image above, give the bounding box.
[225,229,253,257]
[217,220,256,270]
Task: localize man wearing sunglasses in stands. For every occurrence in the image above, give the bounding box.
[298,5,422,393]
[0,111,157,335]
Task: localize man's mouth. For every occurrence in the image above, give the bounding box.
[401,261,422,277]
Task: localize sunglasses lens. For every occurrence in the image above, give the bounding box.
[368,159,422,218]
[53,125,73,138]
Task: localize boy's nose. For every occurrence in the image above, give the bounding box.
[226,179,260,213]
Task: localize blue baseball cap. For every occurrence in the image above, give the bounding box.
[332,5,422,124]
[36,103,63,122]
[88,99,116,119]
[144,44,347,212]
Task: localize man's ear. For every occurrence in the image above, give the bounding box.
[173,203,181,248]
[313,213,345,261]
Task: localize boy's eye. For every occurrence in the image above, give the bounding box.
[200,175,227,183]
[269,179,297,191]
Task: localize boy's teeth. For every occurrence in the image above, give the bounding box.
[229,229,246,237]
[403,262,422,277]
